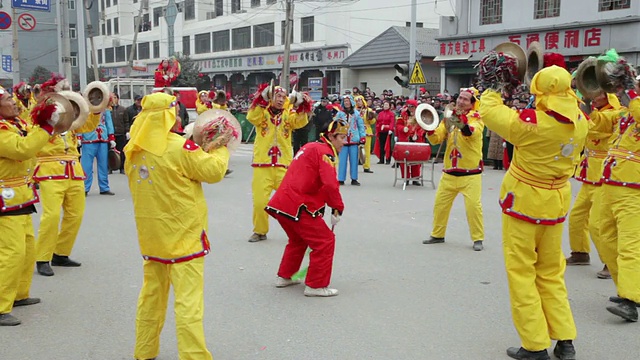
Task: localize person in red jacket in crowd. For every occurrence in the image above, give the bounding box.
[266,119,347,297]
[375,100,395,164]
[395,99,426,185]
[154,59,179,88]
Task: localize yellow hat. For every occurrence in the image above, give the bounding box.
[531,65,579,121]
[125,93,177,156]
[326,119,349,136]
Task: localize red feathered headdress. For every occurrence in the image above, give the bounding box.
[13,82,30,100]
[41,73,67,94]
[543,53,566,69]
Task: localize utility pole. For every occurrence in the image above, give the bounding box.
[56,0,63,73]
[410,0,417,99]
[77,0,87,88]
[11,7,20,85]
[281,0,294,91]
[61,0,73,87]
[84,0,99,81]
[125,0,145,77]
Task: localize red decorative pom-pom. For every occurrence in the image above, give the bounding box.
[543,53,566,69]
[30,98,58,133]
[41,73,67,94]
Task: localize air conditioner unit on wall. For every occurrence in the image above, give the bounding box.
[113,39,121,47]
[142,0,149,10]
[100,12,106,21]
[206,11,216,20]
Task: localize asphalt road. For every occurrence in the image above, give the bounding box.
[1,144,639,360]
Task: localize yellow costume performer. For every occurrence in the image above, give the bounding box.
[423,89,485,249]
[479,66,588,359]
[124,93,229,359]
[597,87,640,322]
[566,93,621,279]
[355,95,376,173]
[246,83,310,242]
[34,113,101,276]
[195,90,211,115]
[0,87,57,326]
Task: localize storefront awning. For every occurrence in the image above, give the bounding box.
[433,54,471,62]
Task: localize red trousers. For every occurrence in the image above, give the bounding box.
[273,212,336,288]
[400,163,421,179]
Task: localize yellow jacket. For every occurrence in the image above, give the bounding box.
[357,107,377,136]
[0,118,51,213]
[247,105,308,167]
[13,95,34,125]
[125,134,229,263]
[602,96,640,188]
[426,109,484,174]
[574,104,621,185]
[212,103,228,111]
[33,113,101,182]
[479,90,589,224]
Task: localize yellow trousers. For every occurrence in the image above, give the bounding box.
[134,257,212,360]
[431,173,484,241]
[252,167,286,235]
[35,179,86,261]
[598,184,640,303]
[0,215,36,314]
[503,215,577,351]
[567,183,603,258]
[363,136,372,170]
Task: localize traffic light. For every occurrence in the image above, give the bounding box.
[394,64,410,88]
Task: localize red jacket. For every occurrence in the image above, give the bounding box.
[395,111,426,143]
[376,109,395,134]
[154,70,172,88]
[266,139,345,220]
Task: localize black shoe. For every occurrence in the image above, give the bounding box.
[36,261,54,276]
[51,254,82,267]
[0,313,21,326]
[412,181,422,186]
[225,169,233,176]
[609,296,640,307]
[247,233,267,243]
[473,240,484,251]
[13,297,41,307]
[364,169,374,173]
[351,180,361,186]
[85,192,88,196]
[553,340,576,360]
[607,299,639,321]
[100,191,115,195]
[422,236,445,244]
[385,160,391,164]
[338,181,345,185]
[506,347,550,360]
[376,161,384,164]
[119,169,125,174]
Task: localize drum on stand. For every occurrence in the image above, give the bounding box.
[392,142,433,190]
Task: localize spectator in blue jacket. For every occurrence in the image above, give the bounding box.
[334,95,366,186]
[79,109,115,195]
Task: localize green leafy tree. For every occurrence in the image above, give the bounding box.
[172,53,202,88]
[29,66,54,85]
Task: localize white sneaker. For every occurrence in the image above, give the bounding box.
[275,276,301,288]
[304,286,339,297]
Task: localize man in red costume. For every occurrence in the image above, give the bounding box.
[266,119,347,297]
[395,99,426,185]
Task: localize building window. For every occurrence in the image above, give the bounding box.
[113,0,117,5]
[232,26,251,50]
[70,52,78,67]
[153,40,160,58]
[232,0,241,13]
[599,0,630,11]
[215,0,223,16]
[281,20,293,44]
[405,22,424,27]
[182,36,190,55]
[100,0,105,10]
[253,22,274,48]
[153,7,162,27]
[301,16,314,42]
[116,46,126,62]
[138,42,150,59]
[213,30,230,52]
[69,24,77,39]
[106,0,110,7]
[107,19,112,35]
[534,0,560,19]
[114,18,119,34]
[101,22,105,35]
[480,0,502,25]
[195,33,211,54]
[105,48,114,63]
[98,49,103,64]
[266,0,276,4]
[68,0,75,10]
[251,0,260,7]
[185,0,196,20]
[126,44,136,60]
[142,13,151,31]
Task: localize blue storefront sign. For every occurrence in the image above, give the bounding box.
[12,0,51,12]
[2,55,12,73]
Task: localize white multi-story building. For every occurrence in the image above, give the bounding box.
[92,0,454,94]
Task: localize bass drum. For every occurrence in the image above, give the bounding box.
[392,142,432,162]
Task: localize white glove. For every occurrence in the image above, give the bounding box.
[126,132,130,140]
[261,85,271,102]
[388,130,392,135]
[381,125,386,131]
[331,214,341,226]
[412,135,417,141]
[163,75,169,80]
[48,111,60,127]
[502,142,507,149]
[403,126,409,133]
[110,140,116,149]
